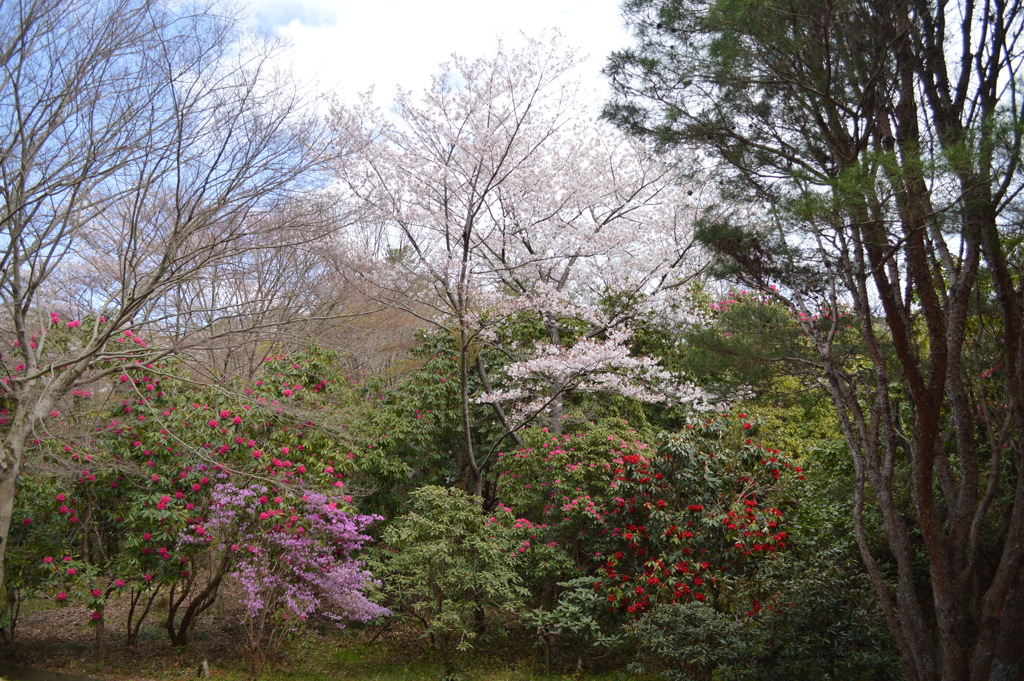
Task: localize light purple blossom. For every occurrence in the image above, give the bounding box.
[194,483,388,627]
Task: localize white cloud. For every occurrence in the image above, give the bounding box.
[244,0,630,111]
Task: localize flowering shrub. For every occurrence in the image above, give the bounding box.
[591,412,799,618]
[491,413,800,669]
[201,483,386,624]
[628,551,901,681]
[8,347,389,651]
[198,483,387,678]
[493,420,651,586]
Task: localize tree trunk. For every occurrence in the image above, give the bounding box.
[94,609,106,662]
[166,558,226,646]
[126,586,160,648]
[1,587,20,656]
[0,457,21,609]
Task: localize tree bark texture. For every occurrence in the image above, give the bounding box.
[604,1,1024,679]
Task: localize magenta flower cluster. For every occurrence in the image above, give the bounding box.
[197,483,388,627]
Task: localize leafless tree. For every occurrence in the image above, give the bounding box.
[0,0,340,600]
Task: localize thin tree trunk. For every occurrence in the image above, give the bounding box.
[94,609,106,662]
[0,460,20,609]
[126,586,160,648]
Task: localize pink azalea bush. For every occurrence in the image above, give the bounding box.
[196,483,388,677]
[198,483,387,624]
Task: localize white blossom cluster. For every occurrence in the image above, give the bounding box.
[328,39,721,424]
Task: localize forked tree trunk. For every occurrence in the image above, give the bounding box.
[166,557,227,646]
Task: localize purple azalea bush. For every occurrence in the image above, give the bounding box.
[191,483,388,627]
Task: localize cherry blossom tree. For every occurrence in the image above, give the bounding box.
[328,38,712,495]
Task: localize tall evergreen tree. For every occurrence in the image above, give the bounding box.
[605,1,1024,680]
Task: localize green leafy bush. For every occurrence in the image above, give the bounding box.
[630,549,900,681]
[372,486,528,674]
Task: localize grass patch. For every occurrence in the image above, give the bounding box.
[175,627,646,681]
[5,598,648,681]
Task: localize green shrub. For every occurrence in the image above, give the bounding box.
[373,486,528,674]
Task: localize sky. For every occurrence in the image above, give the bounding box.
[243,0,633,110]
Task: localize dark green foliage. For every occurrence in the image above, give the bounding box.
[680,291,809,394]
[524,576,626,671]
[749,551,901,681]
[629,600,758,681]
[358,334,463,516]
[605,2,1024,678]
[629,551,900,681]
